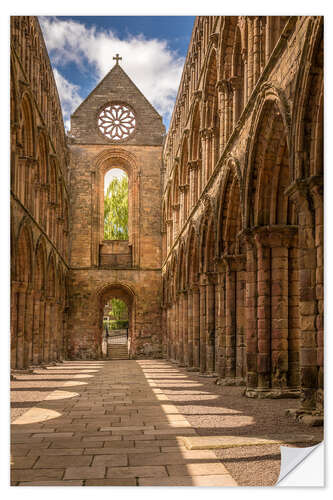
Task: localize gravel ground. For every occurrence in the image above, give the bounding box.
[163,366,323,487]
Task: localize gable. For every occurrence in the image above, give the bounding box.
[69,64,165,146]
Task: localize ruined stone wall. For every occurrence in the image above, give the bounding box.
[162,16,323,418]
[10,16,70,369]
[67,63,165,360]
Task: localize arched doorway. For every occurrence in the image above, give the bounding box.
[98,283,135,359]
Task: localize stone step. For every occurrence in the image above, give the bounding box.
[107,345,129,360]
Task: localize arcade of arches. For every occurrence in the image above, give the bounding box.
[10,16,323,420]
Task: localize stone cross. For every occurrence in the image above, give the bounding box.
[113,54,122,65]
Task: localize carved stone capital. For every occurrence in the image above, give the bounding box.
[252,225,298,248]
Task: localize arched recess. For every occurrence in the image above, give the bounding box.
[291,17,323,181]
[244,92,299,394]
[172,165,180,238]
[217,162,246,382]
[93,149,140,268]
[179,135,190,224]
[185,225,200,369]
[174,242,187,364]
[11,220,33,369]
[32,236,47,364]
[203,48,219,180]
[36,131,48,228]
[231,25,245,126]
[288,17,323,411]
[218,16,238,146]
[45,252,56,363]
[189,101,202,206]
[166,184,173,252]
[98,282,136,358]
[199,206,217,374]
[17,93,35,209]
[161,200,167,261]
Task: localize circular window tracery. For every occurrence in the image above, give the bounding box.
[98,103,136,141]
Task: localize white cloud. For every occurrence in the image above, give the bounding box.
[53,68,82,131]
[39,16,185,126]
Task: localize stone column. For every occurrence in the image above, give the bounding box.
[183,291,189,366]
[10,282,20,369]
[167,305,172,360]
[224,257,236,379]
[253,226,298,393]
[24,288,34,366]
[287,179,322,412]
[205,274,216,374]
[162,306,167,359]
[235,255,246,379]
[189,161,199,208]
[200,129,209,186]
[242,230,258,391]
[187,289,194,368]
[44,298,51,362]
[253,16,261,85]
[311,180,323,411]
[217,81,226,152]
[215,265,226,378]
[178,293,184,365]
[254,235,271,390]
[16,287,27,369]
[171,301,176,361]
[230,76,242,128]
[175,296,180,362]
[39,296,46,364]
[192,285,200,370]
[247,17,254,97]
[199,276,207,373]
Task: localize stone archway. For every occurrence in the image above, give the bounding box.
[98,283,136,359]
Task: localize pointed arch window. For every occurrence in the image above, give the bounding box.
[104,168,129,241]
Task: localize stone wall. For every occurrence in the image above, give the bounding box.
[67,62,165,359]
[10,16,70,369]
[162,16,323,417]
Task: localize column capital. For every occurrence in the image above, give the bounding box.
[252,225,298,248]
[221,253,246,272]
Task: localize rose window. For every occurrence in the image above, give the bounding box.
[98,103,136,141]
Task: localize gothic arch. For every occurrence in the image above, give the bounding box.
[244,84,291,228]
[217,160,243,257]
[15,219,33,285]
[291,17,323,180]
[93,148,140,267]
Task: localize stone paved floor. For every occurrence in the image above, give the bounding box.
[11,360,237,486]
[11,360,323,487]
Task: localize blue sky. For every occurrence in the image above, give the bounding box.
[39,16,195,131]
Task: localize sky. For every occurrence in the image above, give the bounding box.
[104,168,126,191]
[39,16,195,132]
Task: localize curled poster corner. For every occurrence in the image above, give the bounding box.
[276,441,324,487]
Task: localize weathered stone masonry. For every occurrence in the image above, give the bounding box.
[162,16,323,417]
[10,16,323,420]
[67,63,165,360]
[10,17,70,369]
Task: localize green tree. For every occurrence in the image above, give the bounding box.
[104,176,128,240]
[109,298,128,321]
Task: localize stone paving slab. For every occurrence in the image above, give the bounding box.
[182,434,316,450]
[11,360,238,487]
[138,475,237,486]
[106,465,168,478]
[19,480,84,486]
